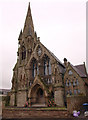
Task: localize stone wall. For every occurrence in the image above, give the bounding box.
[54,87,64,106]
[17,90,27,107]
[10,93,15,106]
[2,108,68,119]
[0,95,7,117]
[67,95,87,113]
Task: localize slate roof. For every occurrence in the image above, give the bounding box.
[58,63,66,74]
[72,64,87,78]
[75,64,87,75]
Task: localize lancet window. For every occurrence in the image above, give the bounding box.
[43,55,51,76]
[44,60,48,75]
[21,46,26,60]
[32,58,39,78]
[48,60,52,75]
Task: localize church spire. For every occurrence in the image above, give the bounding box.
[23,2,34,38]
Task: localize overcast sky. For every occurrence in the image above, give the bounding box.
[0,0,87,89]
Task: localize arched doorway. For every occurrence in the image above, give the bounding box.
[36,88,45,104]
[30,84,46,106]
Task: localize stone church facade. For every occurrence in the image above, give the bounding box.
[10,3,88,109]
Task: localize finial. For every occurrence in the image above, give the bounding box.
[38,37,40,41]
[63,58,68,67]
[35,31,37,37]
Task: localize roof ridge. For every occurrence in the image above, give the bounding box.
[74,64,84,67]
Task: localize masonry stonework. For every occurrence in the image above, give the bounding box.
[17,90,27,107]
[10,93,15,106]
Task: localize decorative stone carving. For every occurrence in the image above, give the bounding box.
[37,46,42,57]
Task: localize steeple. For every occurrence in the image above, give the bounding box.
[23,2,34,38]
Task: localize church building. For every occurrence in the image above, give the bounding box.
[10,3,88,110]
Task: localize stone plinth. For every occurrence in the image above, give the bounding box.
[2,107,68,119]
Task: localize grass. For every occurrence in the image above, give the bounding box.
[4,106,67,111]
[39,107,67,110]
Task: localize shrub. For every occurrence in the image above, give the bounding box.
[48,98,56,107]
[24,101,29,107]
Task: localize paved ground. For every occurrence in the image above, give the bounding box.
[1,118,88,120]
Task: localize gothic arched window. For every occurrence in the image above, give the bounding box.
[37,64,39,75]
[66,80,68,87]
[76,79,79,86]
[48,60,51,75]
[32,58,39,78]
[21,46,26,60]
[43,55,51,76]
[32,62,36,77]
[69,89,72,95]
[69,80,71,86]
[73,80,76,87]
[44,60,48,75]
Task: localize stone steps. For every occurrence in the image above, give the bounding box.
[31,104,47,108]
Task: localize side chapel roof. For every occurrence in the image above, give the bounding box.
[73,64,87,78]
[69,63,87,78]
[74,64,87,76]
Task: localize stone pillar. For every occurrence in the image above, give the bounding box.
[45,96,49,105]
[28,97,31,107]
[17,90,27,107]
[54,87,65,107]
[10,92,15,106]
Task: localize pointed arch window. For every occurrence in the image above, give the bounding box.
[69,80,71,86]
[21,46,26,60]
[66,91,69,95]
[66,80,68,87]
[78,89,80,94]
[69,90,72,95]
[76,79,79,86]
[32,63,36,77]
[74,89,77,95]
[37,64,39,75]
[32,59,39,78]
[29,81,32,86]
[48,60,51,75]
[68,70,73,75]
[44,60,48,75]
[73,80,76,87]
[43,55,52,76]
